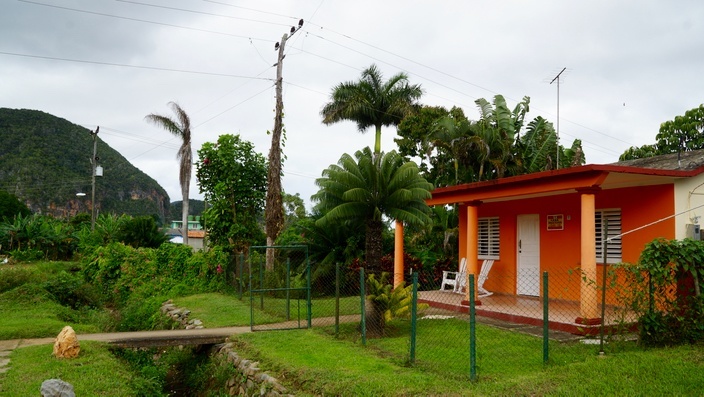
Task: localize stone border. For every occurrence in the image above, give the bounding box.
[160,300,291,396]
[160,299,204,329]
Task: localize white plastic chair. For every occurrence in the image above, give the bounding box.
[440,258,467,292]
[477,259,495,297]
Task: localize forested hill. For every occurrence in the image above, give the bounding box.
[0,108,170,221]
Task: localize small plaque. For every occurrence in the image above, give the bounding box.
[547,214,564,231]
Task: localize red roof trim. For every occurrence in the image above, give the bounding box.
[431,163,704,195]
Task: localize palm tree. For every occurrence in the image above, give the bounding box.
[321,64,423,154]
[313,147,433,336]
[312,147,433,271]
[145,102,192,246]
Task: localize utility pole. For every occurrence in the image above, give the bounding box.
[265,19,303,270]
[550,67,566,169]
[90,126,99,230]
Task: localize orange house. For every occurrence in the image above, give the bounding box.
[403,150,704,326]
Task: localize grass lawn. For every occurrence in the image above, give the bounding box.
[172,293,360,327]
[234,320,704,396]
[0,341,152,396]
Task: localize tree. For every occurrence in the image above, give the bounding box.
[0,190,30,221]
[472,95,530,179]
[396,106,479,187]
[196,134,267,253]
[321,64,423,154]
[312,147,433,270]
[620,104,704,160]
[145,102,192,245]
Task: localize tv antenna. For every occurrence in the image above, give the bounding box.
[549,67,567,169]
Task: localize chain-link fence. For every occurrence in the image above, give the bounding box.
[236,248,637,380]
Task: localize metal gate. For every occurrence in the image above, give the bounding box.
[248,245,311,331]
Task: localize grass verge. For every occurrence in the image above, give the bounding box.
[0,341,156,396]
[232,319,704,396]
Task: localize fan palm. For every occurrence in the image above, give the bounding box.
[312,147,433,269]
[145,102,192,245]
[321,64,423,154]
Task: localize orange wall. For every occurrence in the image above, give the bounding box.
[474,184,675,302]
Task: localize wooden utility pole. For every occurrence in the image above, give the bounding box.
[265,20,303,270]
[90,126,99,231]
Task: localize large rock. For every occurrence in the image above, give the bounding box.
[40,379,75,397]
[53,326,80,359]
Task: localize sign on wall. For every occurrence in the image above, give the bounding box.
[547,214,564,231]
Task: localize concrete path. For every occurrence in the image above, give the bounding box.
[0,326,252,375]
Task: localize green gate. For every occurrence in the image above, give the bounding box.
[248,245,311,331]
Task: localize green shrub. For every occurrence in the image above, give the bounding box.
[0,266,38,293]
[118,215,168,248]
[10,248,44,261]
[42,270,102,309]
[616,238,704,346]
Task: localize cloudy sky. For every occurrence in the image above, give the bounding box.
[2,0,703,209]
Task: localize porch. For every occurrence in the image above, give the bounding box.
[418,290,636,335]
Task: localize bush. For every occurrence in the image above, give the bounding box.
[616,238,704,346]
[42,271,102,309]
[118,216,168,248]
[0,266,38,293]
[10,248,44,262]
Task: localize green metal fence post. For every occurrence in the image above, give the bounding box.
[249,250,254,330]
[410,272,418,364]
[286,258,291,321]
[335,262,340,338]
[306,247,312,328]
[543,271,549,365]
[259,253,264,310]
[238,253,244,300]
[360,267,366,346]
[469,274,477,382]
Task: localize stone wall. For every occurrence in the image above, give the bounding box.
[160,300,291,396]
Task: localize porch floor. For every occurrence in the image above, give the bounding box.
[418,290,636,335]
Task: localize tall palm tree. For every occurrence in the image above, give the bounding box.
[312,147,433,270]
[145,102,192,246]
[321,64,423,154]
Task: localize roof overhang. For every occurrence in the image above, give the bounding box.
[427,164,702,206]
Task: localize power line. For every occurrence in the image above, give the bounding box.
[115,0,294,28]
[0,51,274,80]
[18,0,276,42]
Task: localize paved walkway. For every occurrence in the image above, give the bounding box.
[0,326,252,375]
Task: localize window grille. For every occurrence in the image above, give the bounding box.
[478,217,500,259]
[595,209,622,264]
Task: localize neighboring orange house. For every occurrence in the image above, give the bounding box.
[398,150,704,325]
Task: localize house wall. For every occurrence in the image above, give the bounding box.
[674,175,704,239]
[475,184,675,303]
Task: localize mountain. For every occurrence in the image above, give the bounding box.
[0,108,170,221]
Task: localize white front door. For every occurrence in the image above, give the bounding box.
[517,214,540,296]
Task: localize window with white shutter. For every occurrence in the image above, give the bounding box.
[478,217,500,260]
[595,209,622,264]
